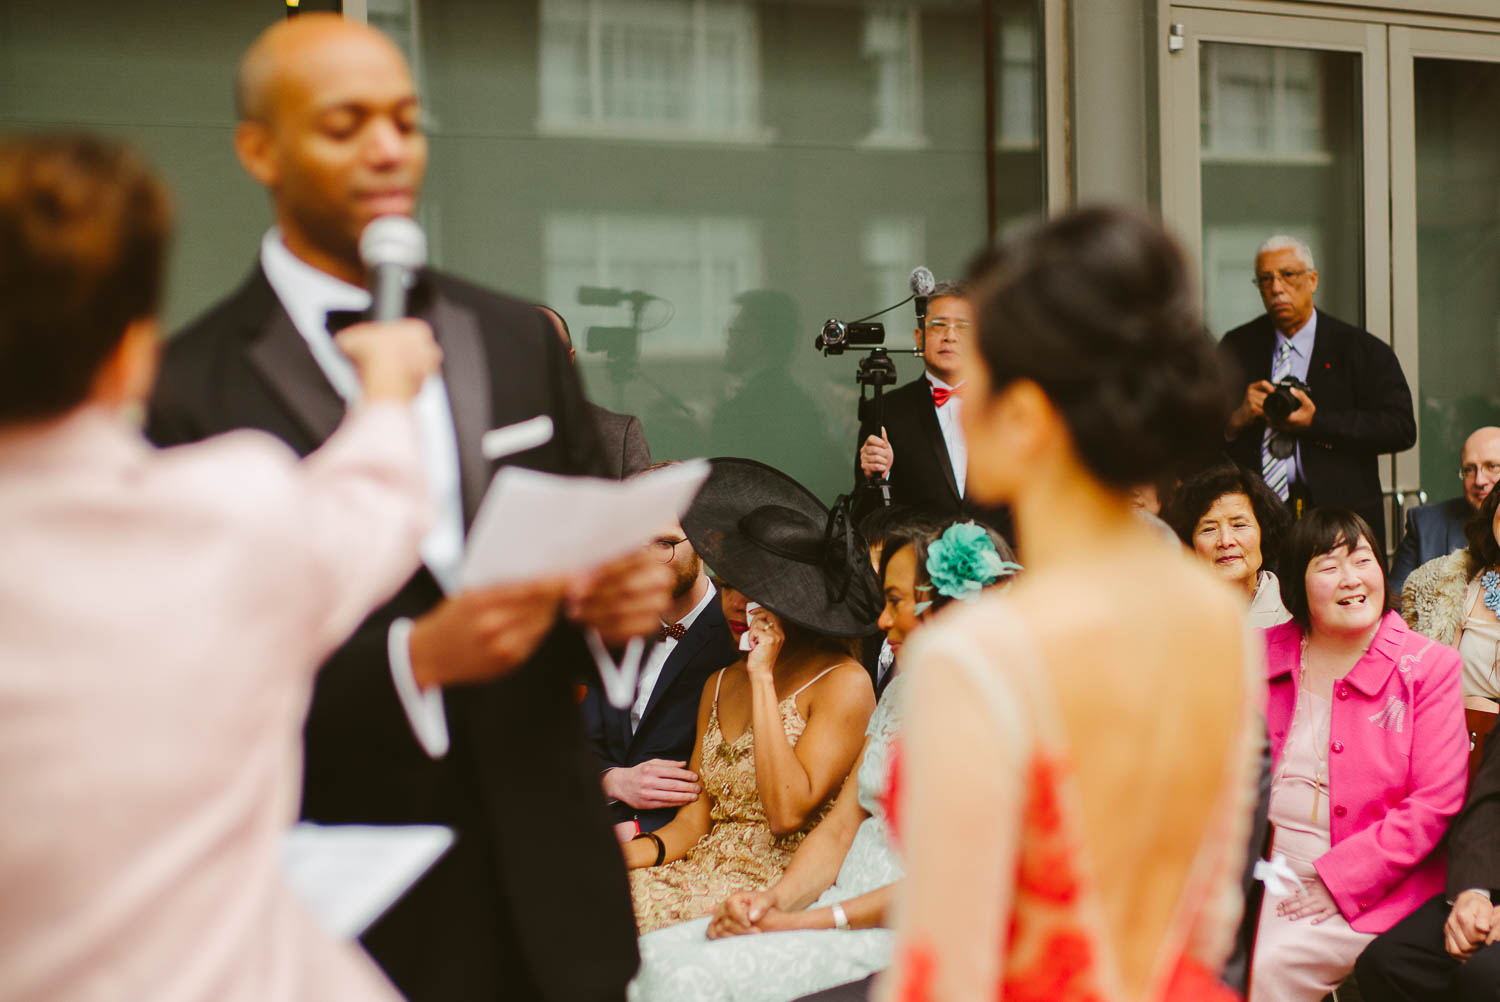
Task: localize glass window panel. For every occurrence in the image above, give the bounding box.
[1412,57,1500,496]
[0,0,1045,503]
[1199,42,1363,339]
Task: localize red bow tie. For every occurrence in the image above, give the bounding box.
[931,383,962,408]
[658,622,687,642]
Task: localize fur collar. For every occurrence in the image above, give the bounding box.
[1401,549,1470,648]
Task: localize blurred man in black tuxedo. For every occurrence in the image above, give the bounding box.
[146,15,667,1002]
[580,500,738,836]
[1219,235,1415,551]
[854,281,1009,538]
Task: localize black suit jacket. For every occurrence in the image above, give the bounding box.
[1448,720,1500,899]
[1219,310,1416,550]
[146,266,638,1002]
[590,402,652,479]
[580,595,738,832]
[854,376,1012,539]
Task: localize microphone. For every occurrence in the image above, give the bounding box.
[578,286,654,307]
[359,216,428,322]
[908,266,936,298]
[909,265,935,334]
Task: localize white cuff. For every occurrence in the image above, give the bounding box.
[388,617,450,759]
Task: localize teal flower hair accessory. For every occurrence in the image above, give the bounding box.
[923,521,1022,604]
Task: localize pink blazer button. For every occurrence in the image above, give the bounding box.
[1334,805,1347,817]
[1337,686,1349,699]
[1332,740,1345,753]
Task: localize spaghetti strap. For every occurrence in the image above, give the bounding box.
[712,667,727,710]
[788,662,853,700]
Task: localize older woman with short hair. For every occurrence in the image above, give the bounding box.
[1166,462,1292,627]
[1250,508,1468,1001]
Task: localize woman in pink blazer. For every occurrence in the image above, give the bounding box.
[1251,507,1468,1000]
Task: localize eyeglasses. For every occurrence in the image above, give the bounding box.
[647,537,687,562]
[1460,462,1500,482]
[926,319,972,335]
[1252,269,1310,290]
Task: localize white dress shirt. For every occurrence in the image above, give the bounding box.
[927,373,968,498]
[631,581,717,734]
[260,229,458,757]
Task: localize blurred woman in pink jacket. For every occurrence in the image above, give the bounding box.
[0,136,447,1002]
[1251,507,1468,1000]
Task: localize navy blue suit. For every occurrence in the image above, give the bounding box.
[1390,496,1472,595]
[581,597,739,833]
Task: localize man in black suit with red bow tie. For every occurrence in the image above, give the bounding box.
[854,280,1010,539]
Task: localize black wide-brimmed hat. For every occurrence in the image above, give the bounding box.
[682,458,882,638]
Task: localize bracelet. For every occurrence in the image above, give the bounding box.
[632,831,666,867]
[831,902,850,930]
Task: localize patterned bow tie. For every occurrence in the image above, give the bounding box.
[658,622,687,643]
[930,383,963,408]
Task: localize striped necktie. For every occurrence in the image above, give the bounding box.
[1261,341,1295,501]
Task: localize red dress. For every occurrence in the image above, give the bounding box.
[878,598,1253,1002]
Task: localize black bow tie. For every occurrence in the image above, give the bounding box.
[325,309,369,335]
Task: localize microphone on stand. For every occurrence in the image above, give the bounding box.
[359,215,428,322]
[909,265,935,349]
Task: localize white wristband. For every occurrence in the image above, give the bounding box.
[831,902,850,930]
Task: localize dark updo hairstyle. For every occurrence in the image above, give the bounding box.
[0,135,171,424]
[1164,462,1291,573]
[1462,485,1500,580]
[1278,507,1393,628]
[966,207,1231,487]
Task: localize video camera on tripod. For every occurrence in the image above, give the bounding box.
[815,267,937,507]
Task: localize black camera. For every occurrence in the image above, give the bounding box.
[815,319,885,356]
[1263,376,1311,425]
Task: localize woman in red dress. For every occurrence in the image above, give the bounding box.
[879,208,1256,1002]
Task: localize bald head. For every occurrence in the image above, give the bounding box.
[232,14,426,285]
[1462,426,1500,509]
[236,15,406,125]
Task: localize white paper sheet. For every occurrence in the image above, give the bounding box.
[281,823,453,939]
[458,459,710,589]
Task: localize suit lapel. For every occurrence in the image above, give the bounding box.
[912,380,960,503]
[634,630,707,739]
[1306,310,1337,395]
[423,288,493,528]
[244,281,345,448]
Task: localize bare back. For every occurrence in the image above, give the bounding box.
[1007,537,1250,996]
[884,530,1255,1002]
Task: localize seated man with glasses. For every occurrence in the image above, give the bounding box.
[580,470,740,837]
[855,280,1010,539]
[1219,234,1415,551]
[1390,426,1500,596]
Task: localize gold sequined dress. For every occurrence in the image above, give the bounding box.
[630,666,840,933]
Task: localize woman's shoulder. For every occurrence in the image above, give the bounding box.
[1376,611,1462,678]
[799,656,875,705]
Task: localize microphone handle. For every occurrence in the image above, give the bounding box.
[370,263,411,323]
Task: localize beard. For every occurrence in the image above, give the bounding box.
[673,552,702,599]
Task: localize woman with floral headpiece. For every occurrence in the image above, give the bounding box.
[626,516,1019,1002]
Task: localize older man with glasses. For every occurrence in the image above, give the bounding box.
[1387,427,1500,596]
[1219,235,1416,552]
[580,466,741,838]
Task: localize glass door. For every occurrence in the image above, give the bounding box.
[1162,8,1393,531]
[1389,28,1500,513]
